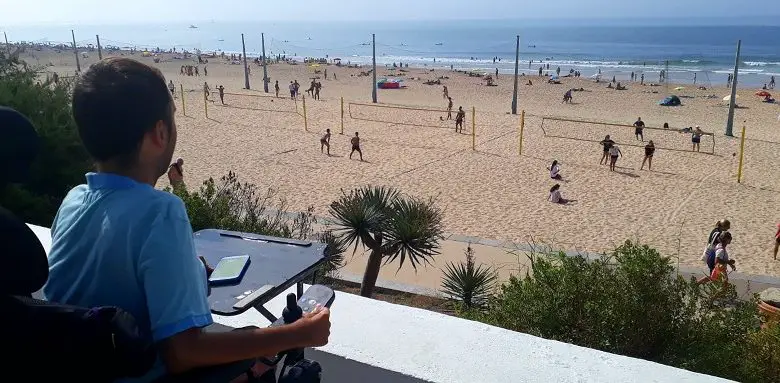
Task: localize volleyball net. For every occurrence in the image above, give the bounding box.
[538,115,716,154]
[348,101,459,130]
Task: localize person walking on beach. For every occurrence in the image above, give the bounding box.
[350,132,363,161]
[692,126,703,152]
[168,80,175,98]
[700,219,731,277]
[324,69,328,80]
[203,82,211,102]
[314,81,321,100]
[447,97,453,120]
[204,65,208,76]
[443,85,448,99]
[693,73,697,84]
[770,75,775,89]
[495,68,499,79]
[275,80,280,97]
[608,143,622,171]
[289,81,296,99]
[640,73,644,85]
[640,140,655,170]
[633,117,645,141]
[168,158,185,189]
[698,231,736,285]
[294,80,300,98]
[320,129,331,155]
[217,85,225,105]
[599,135,615,165]
[455,106,465,133]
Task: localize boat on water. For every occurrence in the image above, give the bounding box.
[435,42,443,46]
[189,25,198,29]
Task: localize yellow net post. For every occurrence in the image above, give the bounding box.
[519,110,526,156]
[737,123,746,183]
[180,84,186,116]
[471,106,476,151]
[203,88,208,119]
[302,95,308,131]
[340,97,344,134]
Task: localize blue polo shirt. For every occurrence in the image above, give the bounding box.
[43,173,212,382]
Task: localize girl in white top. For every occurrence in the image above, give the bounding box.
[548,184,568,204]
[608,144,622,172]
[549,160,562,180]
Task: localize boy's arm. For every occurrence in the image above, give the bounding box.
[161,309,330,373]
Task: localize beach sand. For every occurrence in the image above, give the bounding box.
[24,47,780,282]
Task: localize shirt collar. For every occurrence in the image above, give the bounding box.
[85,172,151,190]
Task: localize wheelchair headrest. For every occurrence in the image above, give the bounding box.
[0,106,48,295]
[0,106,40,185]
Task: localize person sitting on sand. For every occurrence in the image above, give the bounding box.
[607,82,614,89]
[526,79,533,86]
[616,82,626,90]
[692,126,703,152]
[320,129,331,155]
[608,143,622,171]
[548,160,562,180]
[548,184,570,204]
[599,135,615,165]
[640,140,655,170]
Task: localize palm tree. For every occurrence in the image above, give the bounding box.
[328,186,444,297]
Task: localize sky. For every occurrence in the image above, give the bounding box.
[1,0,779,25]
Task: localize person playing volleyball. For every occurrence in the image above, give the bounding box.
[455,106,465,133]
[320,129,331,155]
[350,132,363,161]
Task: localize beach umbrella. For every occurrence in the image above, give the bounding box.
[723,95,739,102]
[756,91,771,97]
[674,86,685,91]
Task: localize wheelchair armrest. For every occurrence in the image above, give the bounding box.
[154,359,255,383]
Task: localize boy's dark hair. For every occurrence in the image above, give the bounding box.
[72,57,172,167]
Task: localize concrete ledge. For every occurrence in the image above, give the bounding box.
[28,224,734,382]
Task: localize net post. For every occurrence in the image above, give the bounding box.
[737,123,746,183]
[204,88,208,119]
[471,106,476,151]
[303,95,308,131]
[340,97,344,134]
[180,84,186,116]
[519,110,525,156]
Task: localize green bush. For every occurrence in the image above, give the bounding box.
[463,240,776,382]
[169,172,344,276]
[0,52,92,225]
[440,244,497,310]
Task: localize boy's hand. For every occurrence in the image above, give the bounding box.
[294,306,331,347]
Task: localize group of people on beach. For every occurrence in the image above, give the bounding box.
[179,64,205,77]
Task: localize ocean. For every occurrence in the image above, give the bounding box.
[5,20,780,86]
